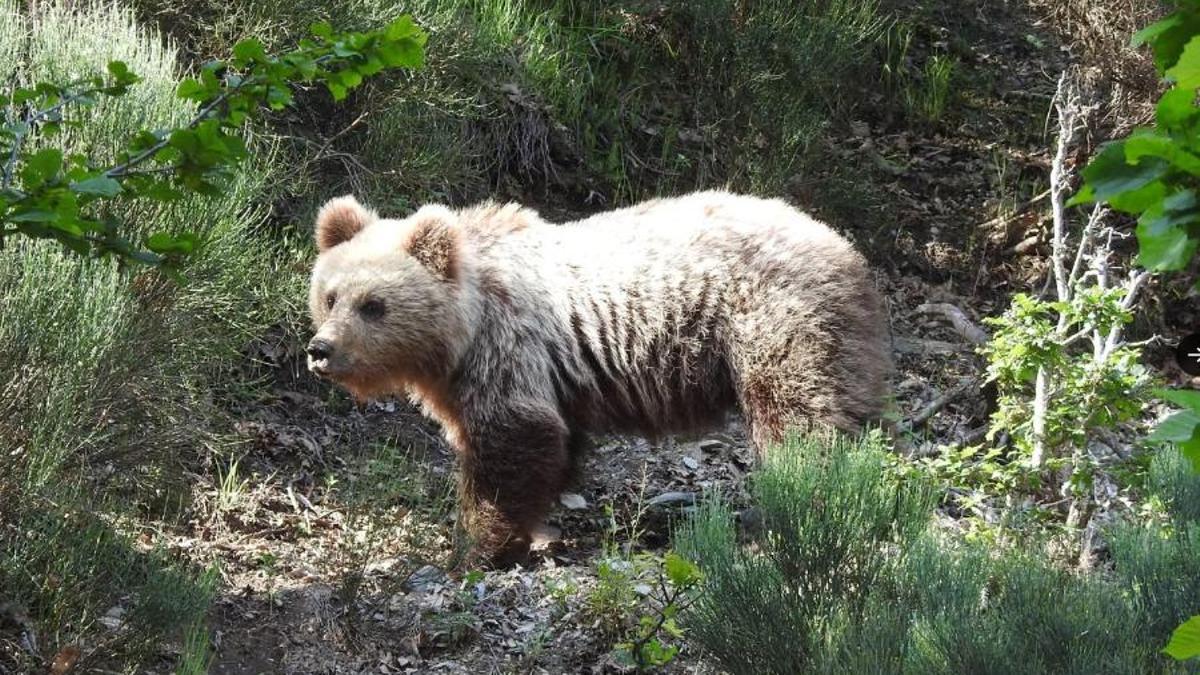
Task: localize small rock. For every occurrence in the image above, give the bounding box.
[648,491,697,508]
[681,456,700,470]
[99,605,125,631]
[531,523,562,549]
[633,584,653,596]
[405,565,448,593]
[366,557,403,574]
[559,492,588,510]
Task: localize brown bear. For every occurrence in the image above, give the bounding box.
[306,191,890,565]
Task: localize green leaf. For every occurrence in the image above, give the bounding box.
[1184,429,1200,472]
[1079,142,1171,210]
[310,21,333,39]
[664,552,701,586]
[325,79,348,101]
[145,231,197,255]
[8,209,60,223]
[378,40,425,68]
[71,175,122,197]
[232,38,267,64]
[1156,87,1200,128]
[336,69,363,89]
[1136,192,1200,270]
[1148,410,1200,443]
[12,87,39,104]
[1165,615,1200,661]
[385,15,421,41]
[22,147,63,187]
[1141,12,1200,72]
[1137,222,1198,270]
[1157,387,1200,412]
[176,78,207,101]
[1166,35,1200,87]
[105,60,139,87]
[1109,179,1167,213]
[1125,129,1200,175]
[1133,14,1183,49]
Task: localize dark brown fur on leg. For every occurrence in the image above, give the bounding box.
[458,401,571,568]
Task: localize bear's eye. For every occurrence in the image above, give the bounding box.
[359,298,386,320]
[325,292,337,310]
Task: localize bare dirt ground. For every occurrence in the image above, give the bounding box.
[138,3,1180,673]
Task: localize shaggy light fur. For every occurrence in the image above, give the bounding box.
[307,191,890,565]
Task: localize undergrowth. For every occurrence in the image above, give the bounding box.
[132,0,889,219]
[676,433,1200,674]
[0,1,302,670]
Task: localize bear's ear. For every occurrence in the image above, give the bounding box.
[315,195,376,252]
[404,204,461,281]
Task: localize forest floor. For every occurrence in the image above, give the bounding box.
[130,2,1186,673]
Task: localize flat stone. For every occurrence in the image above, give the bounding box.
[559,492,588,510]
[405,564,448,593]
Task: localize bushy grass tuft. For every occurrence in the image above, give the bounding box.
[676,436,1200,675]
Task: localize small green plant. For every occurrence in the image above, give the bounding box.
[214,455,250,512]
[332,441,456,608]
[0,16,425,268]
[915,54,956,121]
[980,77,1153,544]
[984,288,1148,464]
[878,22,956,124]
[614,552,703,672]
[422,570,483,649]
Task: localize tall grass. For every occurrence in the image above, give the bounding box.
[130,0,887,212]
[0,1,301,670]
[676,436,1200,674]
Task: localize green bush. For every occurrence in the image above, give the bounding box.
[674,433,934,673]
[0,0,291,490]
[676,435,1200,675]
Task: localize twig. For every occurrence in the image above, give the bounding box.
[975,188,1052,232]
[103,86,237,179]
[900,377,980,432]
[1050,73,1073,306]
[1068,204,1105,289]
[3,84,128,190]
[914,303,989,345]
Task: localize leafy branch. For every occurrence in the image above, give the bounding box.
[614,552,703,672]
[0,17,426,270]
[1069,0,1200,661]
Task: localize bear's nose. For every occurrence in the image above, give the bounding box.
[307,338,334,361]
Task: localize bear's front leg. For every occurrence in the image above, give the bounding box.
[458,399,571,567]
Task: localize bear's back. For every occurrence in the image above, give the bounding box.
[454,191,882,438]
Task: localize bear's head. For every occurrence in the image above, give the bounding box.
[306,195,475,400]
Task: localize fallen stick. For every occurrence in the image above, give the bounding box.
[900,377,981,432]
[915,303,990,345]
[974,188,1052,232]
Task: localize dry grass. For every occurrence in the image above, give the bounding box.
[1029,0,1164,130]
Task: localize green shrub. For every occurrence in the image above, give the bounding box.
[0,0,290,490]
[675,433,933,673]
[676,435,1200,674]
